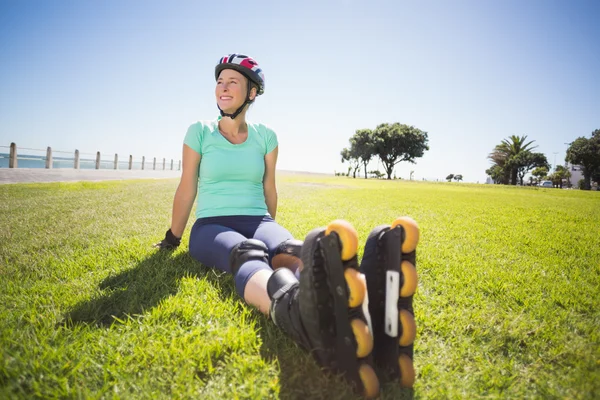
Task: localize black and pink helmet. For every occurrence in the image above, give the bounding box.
[215,54,265,95]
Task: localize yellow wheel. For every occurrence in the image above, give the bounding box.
[358,363,380,399]
[398,354,415,388]
[400,261,418,297]
[399,310,416,347]
[344,268,366,307]
[391,216,420,253]
[351,319,373,358]
[325,219,359,261]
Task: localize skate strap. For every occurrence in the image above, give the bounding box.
[319,234,361,387]
[271,282,297,302]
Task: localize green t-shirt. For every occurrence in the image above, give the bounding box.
[183,117,278,219]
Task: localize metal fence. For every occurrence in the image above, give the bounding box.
[0,143,181,171]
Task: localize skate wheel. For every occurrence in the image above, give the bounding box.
[325,219,358,261]
[351,319,373,358]
[391,217,420,253]
[398,354,415,388]
[398,310,416,347]
[358,363,379,399]
[344,268,366,307]
[400,261,418,297]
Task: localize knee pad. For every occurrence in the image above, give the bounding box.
[229,239,269,276]
[274,239,303,258]
[272,239,303,270]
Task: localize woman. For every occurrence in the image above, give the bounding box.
[156,54,419,398]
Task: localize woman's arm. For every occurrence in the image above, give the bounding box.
[263,146,279,219]
[170,144,201,237]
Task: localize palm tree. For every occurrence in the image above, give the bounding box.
[488,135,537,185]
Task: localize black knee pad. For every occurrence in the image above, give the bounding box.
[273,239,303,258]
[229,239,269,276]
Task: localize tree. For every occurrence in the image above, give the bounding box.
[486,165,505,184]
[509,152,549,186]
[592,169,600,186]
[454,174,463,182]
[371,123,429,179]
[340,147,360,178]
[349,129,375,179]
[531,166,548,185]
[446,173,454,182]
[369,170,384,179]
[550,165,569,188]
[488,135,537,185]
[566,129,600,190]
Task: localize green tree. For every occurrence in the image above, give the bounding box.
[488,135,537,185]
[446,173,454,182]
[550,165,570,188]
[340,147,360,178]
[509,152,549,186]
[371,123,429,179]
[531,166,548,185]
[592,169,600,186]
[566,129,600,190]
[486,165,506,184]
[454,174,463,182]
[350,129,375,179]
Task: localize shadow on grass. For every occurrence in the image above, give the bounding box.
[65,250,209,327]
[255,312,415,400]
[64,249,414,399]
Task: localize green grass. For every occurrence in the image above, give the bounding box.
[1,174,599,399]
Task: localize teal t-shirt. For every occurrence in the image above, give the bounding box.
[183,117,278,219]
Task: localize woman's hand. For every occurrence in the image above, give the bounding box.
[154,229,181,250]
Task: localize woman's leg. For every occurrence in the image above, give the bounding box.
[253,217,303,273]
[189,220,273,314]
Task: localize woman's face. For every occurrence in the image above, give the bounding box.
[216,69,254,112]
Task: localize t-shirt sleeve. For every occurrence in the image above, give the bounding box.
[183,122,203,155]
[264,125,278,155]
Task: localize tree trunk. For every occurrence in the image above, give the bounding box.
[363,161,368,179]
[583,170,591,190]
[511,168,518,185]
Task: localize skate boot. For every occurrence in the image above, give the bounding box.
[267,219,379,398]
[359,217,419,388]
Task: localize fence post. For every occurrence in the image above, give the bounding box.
[178,160,181,171]
[162,158,166,170]
[129,155,133,170]
[96,152,101,169]
[9,142,17,168]
[74,150,80,169]
[114,153,118,170]
[45,146,53,169]
[170,159,173,170]
[153,157,156,170]
[142,156,145,170]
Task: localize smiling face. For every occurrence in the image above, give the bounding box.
[215,69,256,113]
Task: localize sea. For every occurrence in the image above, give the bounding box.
[0,153,172,170]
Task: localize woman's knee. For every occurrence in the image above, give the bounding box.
[272,239,304,272]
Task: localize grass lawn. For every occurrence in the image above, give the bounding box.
[1,173,599,399]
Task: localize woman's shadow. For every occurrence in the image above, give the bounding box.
[64,249,413,399]
[65,250,204,327]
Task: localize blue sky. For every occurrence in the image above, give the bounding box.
[1,0,598,182]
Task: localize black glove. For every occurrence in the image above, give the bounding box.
[154,229,181,250]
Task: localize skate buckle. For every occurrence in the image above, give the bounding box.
[385,270,400,337]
